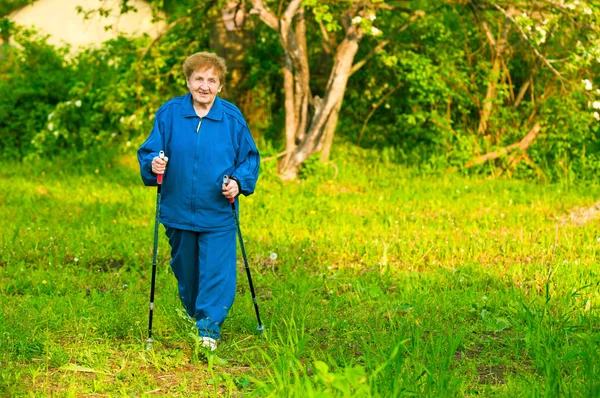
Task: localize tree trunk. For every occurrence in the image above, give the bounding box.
[476,13,510,137]
[282,36,360,178]
[320,98,342,162]
[210,1,250,98]
[250,0,363,180]
[281,52,297,168]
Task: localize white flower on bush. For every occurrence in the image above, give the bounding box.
[584,8,593,15]
[352,16,362,24]
[369,14,376,21]
[371,26,382,36]
[594,112,600,121]
[593,101,600,109]
[48,122,54,131]
[47,112,54,121]
[75,100,82,107]
[535,26,547,43]
[269,252,278,261]
[582,79,593,91]
[53,131,58,137]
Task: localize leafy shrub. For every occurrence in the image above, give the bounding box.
[0,28,75,158]
[0,0,35,18]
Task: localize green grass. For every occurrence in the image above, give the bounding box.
[1,146,600,396]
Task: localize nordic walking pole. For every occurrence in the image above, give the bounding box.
[146,150,165,349]
[224,175,265,334]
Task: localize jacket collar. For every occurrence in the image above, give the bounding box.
[181,93,223,121]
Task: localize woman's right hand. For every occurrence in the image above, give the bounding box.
[151,155,169,175]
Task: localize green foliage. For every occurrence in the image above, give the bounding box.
[0,29,156,158]
[1,0,600,181]
[1,2,216,159]
[338,1,600,180]
[27,34,175,158]
[0,28,74,158]
[0,0,34,17]
[0,17,14,41]
[297,153,334,181]
[303,0,341,32]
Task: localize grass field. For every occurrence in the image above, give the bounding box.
[1,146,599,396]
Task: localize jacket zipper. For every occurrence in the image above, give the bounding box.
[191,117,202,225]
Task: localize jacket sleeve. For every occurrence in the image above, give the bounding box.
[231,125,260,196]
[137,113,164,187]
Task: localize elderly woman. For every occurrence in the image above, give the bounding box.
[137,52,260,351]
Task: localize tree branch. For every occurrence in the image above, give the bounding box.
[262,150,288,162]
[492,3,566,82]
[317,18,335,54]
[283,0,303,24]
[249,0,279,30]
[465,123,541,168]
[357,81,403,145]
[350,10,424,77]
[136,15,191,97]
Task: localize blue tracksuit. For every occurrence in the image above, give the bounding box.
[137,93,260,339]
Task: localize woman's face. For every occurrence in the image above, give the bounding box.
[186,67,222,109]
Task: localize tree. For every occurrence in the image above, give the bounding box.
[249,0,422,179]
[5,0,599,180]
[455,0,600,175]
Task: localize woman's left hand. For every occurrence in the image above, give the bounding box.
[222,179,239,199]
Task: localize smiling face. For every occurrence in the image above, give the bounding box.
[186,67,222,111]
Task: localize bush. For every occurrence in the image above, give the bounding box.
[0,28,74,158]
[0,28,168,159]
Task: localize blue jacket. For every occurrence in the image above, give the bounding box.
[137,94,260,232]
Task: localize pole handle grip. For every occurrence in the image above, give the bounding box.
[223,175,235,203]
[157,151,165,184]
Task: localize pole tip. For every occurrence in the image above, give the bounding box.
[145,337,154,350]
[257,325,265,334]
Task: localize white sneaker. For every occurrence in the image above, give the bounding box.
[201,337,217,351]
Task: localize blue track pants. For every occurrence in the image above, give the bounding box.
[165,227,237,339]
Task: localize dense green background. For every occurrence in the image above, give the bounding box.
[1,0,600,180]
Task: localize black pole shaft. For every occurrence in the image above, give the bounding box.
[231,201,264,331]
[147,183,162,344]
